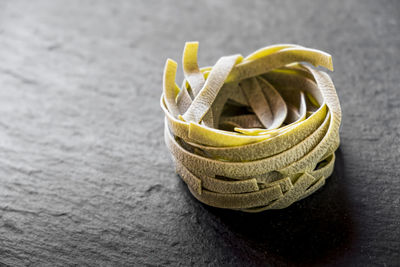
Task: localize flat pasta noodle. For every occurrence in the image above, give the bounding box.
[161,42,341,212]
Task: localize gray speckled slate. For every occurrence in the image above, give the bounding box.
[0,0,399,266]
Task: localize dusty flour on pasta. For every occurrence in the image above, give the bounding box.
[161,42,341,212]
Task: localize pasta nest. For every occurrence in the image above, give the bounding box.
[161,42,341,212]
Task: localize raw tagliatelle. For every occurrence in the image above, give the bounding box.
[161,42,341,212]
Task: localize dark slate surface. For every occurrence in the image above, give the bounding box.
[0,0,399,266]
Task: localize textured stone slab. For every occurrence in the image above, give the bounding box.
[0,0,399,266]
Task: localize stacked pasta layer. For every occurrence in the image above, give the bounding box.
[161,42,341,212]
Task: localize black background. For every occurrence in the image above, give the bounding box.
[0,0,399,266]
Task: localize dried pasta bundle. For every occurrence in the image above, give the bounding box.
[161,42,341,212]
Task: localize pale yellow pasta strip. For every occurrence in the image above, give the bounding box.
[226,47,333,83]
[244,44,303,60]
[182,41,205,95]
[176,161,259,194]
[188,183,283,209]
[188,122,272,147]
[182,54,242,123]
[162,59,180,117]
[240,77,275,129]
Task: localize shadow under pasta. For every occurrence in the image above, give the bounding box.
[177,148,355,265]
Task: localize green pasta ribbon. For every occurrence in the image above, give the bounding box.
[161,42,341,212]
